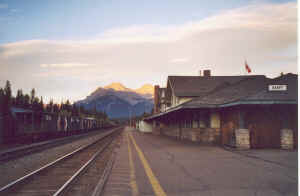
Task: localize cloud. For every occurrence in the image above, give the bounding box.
[0,4,8,9]
[0,2,297,102]
[169,58,190,63]
[40,63,93,68]
[10,9,20,13]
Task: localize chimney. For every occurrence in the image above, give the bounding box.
[154,85,160,114]
[203,69,211,77]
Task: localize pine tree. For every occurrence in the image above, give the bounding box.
[3,80,12,114]
[65,100,71,113]
[49,99,54,112]
[11,97,16,106]
[24,94,30,108]
[60,101,64,112]
[53,104,60,113]
[30,88,36,106]
[40,96,44,112]
[0,88,4,114]
[32,97,40,111]
[16,89,24,107]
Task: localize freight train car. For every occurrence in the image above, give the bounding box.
[1,107,113,144]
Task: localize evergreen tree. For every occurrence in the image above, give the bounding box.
[11,97,16,106]
[32,97,40,111]
[46,99,54,113]
[30,88,36,105]
[65,100,72,113]
[49,99,54,112]
[60,101,64,111]
[16,89,24,107]
[3,80,12,114]
[0,88,4,114]
[40,96,44,112]
[24,94,30,108]
[53,103,60,113]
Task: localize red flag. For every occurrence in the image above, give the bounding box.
[245,61,251,73]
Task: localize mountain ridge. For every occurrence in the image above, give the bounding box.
[103,82,154,97]
[75,83,154,119]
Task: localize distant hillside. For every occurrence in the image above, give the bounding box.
[134,84,154,99]
[75,83,154,119]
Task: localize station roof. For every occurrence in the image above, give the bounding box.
[168,75,266,97]
[183,73,297,108]
[242,73,297,102]
[146,73,298,120]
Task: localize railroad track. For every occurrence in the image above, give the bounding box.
[0,128,113,162]
[0,127,122,196]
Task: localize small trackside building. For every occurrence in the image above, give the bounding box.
[146,72,298,150]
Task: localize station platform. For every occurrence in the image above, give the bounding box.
[103,127,298,196]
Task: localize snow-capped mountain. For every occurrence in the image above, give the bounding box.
[75,83,154,119]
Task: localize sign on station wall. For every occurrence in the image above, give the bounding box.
[268,85,287,91]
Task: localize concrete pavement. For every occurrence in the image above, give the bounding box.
[103,128,298,196]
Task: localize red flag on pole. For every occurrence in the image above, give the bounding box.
[245,60,251,73]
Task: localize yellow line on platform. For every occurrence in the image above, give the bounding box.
[129,132,167,196]
[127,132,139,196]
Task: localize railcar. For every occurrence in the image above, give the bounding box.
[1,107,113,144]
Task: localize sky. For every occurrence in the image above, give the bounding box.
[0,0,297,103]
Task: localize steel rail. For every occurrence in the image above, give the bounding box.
[0,127,114,162]
[91,146,117,196]
[53,135,116,196]
[0,127,120,193]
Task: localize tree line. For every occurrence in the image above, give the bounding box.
[0,80,107,120]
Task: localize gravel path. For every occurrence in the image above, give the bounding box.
[0,128,118,188]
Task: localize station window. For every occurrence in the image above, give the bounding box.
[45,115,52,121]
[197,113,209,128]
[186,119,192,128]
[193,120,198,128]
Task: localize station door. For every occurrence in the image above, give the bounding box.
[247,109,281,149]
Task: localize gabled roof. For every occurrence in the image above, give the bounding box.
[181,76,269,107]
[146,73,298,120]
[243,73,297,102]
[182,73,297,108]
[167,75,266,97]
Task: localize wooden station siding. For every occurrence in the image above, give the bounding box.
[148,104,297,149]
[220,107,239,146]
[151,109,221,144]
[220,105,297,149]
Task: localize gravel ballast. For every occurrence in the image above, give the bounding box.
[0,128,118,188]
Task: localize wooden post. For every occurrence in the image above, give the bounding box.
[179,111,183,140]
[238,108,245,129]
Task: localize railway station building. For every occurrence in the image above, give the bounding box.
[142,71,298,149]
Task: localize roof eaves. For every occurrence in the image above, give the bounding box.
[220,100,297,107]
[144,105,183,120]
